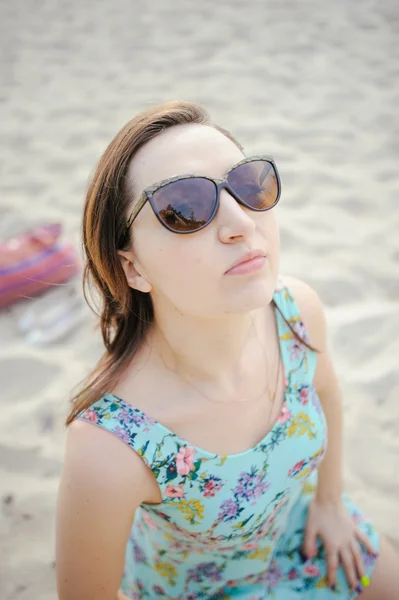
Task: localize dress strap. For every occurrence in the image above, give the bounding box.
[273,278,317,387]
[77,394,162,471]
[76,393,208,492]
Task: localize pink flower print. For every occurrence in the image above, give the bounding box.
[300,386,309,406]
[288,459,305,477]
[283,365,289,389]
[203,477,223,497]
[304,564,320,577]
[255,498,288,539]
[288,568,299,580]
[278,402,291,424]
[165,485,184,498]
[242,542,258,551]
[84,409,98,423]
[256,529,266,539]
[142,511,157,530]
[155,510,169,521]
[203,480,217,497]
[176,446,195,476]
[225,579,240,589]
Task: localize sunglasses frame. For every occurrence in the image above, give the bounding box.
[125,155,281,234]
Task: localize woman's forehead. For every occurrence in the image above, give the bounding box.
[128,124,244,192]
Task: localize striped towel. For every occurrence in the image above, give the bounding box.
[0,223,80,309]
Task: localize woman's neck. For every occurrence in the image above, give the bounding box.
[149,303,275,393]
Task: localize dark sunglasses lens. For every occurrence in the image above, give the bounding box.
[152,178,217,232]
[227,160,279,210]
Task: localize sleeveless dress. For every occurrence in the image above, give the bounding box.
[78,280,379,599]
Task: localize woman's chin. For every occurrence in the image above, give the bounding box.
[222,278,277,314]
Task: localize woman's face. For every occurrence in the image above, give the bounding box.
[123,124,280,318]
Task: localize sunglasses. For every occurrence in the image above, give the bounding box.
[125,155,281,234]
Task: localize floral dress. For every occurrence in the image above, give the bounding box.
[78,280,379,599]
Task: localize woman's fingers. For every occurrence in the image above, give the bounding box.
[340,547,358,590]
[351,539,365,581]
[326,548,339,587]
[356,527,376,556]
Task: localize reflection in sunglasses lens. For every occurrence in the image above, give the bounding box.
[153,178,217,232]
[227,160,278,210]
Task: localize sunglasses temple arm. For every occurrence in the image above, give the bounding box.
[125,193,148,230]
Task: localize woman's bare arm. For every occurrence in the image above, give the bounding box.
[56,420,151,600]
[284,275,343,501]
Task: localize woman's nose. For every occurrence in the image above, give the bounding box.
[216,189,256,243]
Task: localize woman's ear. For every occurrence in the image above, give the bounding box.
[117,250,152,293]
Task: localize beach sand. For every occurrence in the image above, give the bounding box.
[0,0,398,597]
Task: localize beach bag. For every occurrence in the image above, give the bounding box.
[0,223,80,310]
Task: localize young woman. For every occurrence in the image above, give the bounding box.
[56,101,398,600]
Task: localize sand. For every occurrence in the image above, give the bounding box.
[0,0,398,598]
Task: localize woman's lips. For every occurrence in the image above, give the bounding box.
[225,255,267,275]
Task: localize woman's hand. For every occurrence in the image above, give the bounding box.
[302,499,375,591]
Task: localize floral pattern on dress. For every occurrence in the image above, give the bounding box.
[78,281,379,599]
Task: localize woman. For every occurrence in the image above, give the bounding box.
[56,101,398,599]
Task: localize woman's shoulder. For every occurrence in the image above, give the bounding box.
[67,416,151,484]
[66,411,159,503]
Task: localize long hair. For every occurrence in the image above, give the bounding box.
[66,101,313,425]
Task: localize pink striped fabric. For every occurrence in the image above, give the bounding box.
[0,223,80,309]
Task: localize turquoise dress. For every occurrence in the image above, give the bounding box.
[78,280,379,599]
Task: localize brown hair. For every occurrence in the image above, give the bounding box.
[66,101,313,425]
